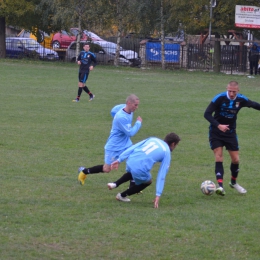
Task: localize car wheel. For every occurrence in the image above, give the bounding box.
[71,57,76,63]
[108,60,114,65]
[128,60,134,67]
[37,31,44,43]
[52,41,61,49]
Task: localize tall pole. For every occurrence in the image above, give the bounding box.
[209,0,213,41]
[207,0,213,72]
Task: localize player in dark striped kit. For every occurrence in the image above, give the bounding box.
[204,81,260,196]
[73,43,96,102]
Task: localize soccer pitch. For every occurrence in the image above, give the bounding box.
[1,59,260,259]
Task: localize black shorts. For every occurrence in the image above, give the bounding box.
[209,128,239,151]
[78,72,89,83]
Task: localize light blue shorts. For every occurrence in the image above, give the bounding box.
[126,164,152,185]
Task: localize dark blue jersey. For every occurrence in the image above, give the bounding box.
[204,91,260,131]
[78,51,97,73]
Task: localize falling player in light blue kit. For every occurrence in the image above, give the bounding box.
[108,132,181,208]
[78,94,142,185]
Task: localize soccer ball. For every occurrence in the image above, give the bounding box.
[200,180,216,195]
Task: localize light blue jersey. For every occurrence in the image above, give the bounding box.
[117,137,172,197]
[110,104,125,118]
[104,107,142,152]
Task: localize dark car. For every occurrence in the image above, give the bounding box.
[5,37,59,60]
[65,41,129,65]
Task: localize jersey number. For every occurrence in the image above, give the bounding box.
[142,142,159,155]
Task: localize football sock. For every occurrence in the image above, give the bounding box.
[77,87,83,99]
[83,86,89,92]
[121,183,151,197]
[215,162,224,188]
[83,86,92,96]
[129,180,136,188]
[83,165,103,174]
[230,163,239,185]
[114,172,132,187]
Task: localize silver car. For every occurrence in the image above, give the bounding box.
[93,41,141,67]
[65,41,129,65]
[5,37,59,60]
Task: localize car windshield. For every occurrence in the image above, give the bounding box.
[18,30,31,38]
[21,39,41,49]
[70,29,79,36]
[61,30,74,37]
[83,30,102,39]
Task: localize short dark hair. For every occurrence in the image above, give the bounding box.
[164,132,180,146]
[83,42,90,47]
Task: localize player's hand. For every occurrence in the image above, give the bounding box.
[137,116,142,122]
[111,160,119,170]
[153,196,160,208]
[77,61,81,65]
[89,65,94,71]
[218,124,230,132]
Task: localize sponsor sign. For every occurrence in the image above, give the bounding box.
[235,5,260,28]
[146,42,180,62]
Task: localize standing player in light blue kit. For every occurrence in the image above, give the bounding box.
[108,132,180,208]
[110,104,125,118]
[78,94,142,185]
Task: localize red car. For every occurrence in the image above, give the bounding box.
[51,29,88,49]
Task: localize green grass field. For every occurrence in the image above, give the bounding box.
[1,59,260,260]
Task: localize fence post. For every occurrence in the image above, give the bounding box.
[207,43,211,71]
[231,49,234,75]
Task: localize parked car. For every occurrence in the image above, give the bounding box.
[71,28,104,41]
[5,37,59,60]
[51,29,88,49]
[17,29,53,49]
[93,41,141,66]
[65,41,129,65]
[83,30,104,41]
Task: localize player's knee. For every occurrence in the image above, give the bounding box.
[232,158,239,164]
[103,165,111,173]
[215,155,223,161]
[146,179,152,185]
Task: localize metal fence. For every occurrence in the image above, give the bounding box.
[5,37,257,74]
[140,43,254,74]
[186,44,248,74]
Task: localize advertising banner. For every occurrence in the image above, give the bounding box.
[235,5,260,29]
[146,42,180,62]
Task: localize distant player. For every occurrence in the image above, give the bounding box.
[73,43,96,102]
[107,132,181,208]
[248,43,259,76]
[204,81,260,196]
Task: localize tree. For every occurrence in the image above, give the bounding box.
[167,0,260,72]
[0,0,61,58]
[132,0,176,69]
[0,0,35,58]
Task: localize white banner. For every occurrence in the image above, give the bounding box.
[235,5,260,29]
